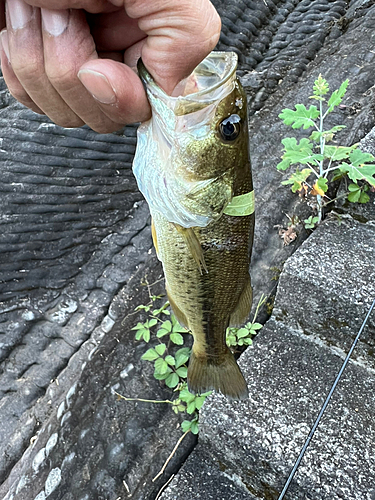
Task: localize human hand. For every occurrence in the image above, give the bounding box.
[0,0,221,132]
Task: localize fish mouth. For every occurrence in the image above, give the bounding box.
[137,52,238,116]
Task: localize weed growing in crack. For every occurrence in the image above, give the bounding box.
[118,283,265,435]
[277,75,375,229]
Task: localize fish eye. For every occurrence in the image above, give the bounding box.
[218,114,241,142]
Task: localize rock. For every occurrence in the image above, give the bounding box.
[159,445,260,500]
[274,217,375,370]
[0,259,197,500]
[160,218,375,499]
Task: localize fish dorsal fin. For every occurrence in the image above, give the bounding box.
[229,275,253,327]
[174,224,208,274]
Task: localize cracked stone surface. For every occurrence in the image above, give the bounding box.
[1,0,375,496]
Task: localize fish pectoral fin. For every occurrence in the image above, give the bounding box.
[151,217,160,259]
[187,349,248,400]
[166,284,188,329]
[174,224,208,274]
[229,275,253,327]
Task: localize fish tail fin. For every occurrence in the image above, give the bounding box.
[187,349,248,400]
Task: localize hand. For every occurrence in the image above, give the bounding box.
[0,0,221,132]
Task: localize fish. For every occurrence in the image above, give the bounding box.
[132,52,255,400]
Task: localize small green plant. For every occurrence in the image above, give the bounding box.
[277,75,375,227]
[120,284,266,435]
[226,293,266,349]
[128,289,212,435]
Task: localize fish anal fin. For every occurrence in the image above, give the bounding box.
[229,275,253,327]
[166,285,188,329]
[174,224,208,274]
[151,217,160,259]
[187,348,248,400]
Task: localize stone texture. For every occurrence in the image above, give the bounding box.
[161,217,375,500]
[274,217,375,370]
[1,0,375,496]
[160,445,260,500]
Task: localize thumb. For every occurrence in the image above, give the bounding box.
[78,57,151,125]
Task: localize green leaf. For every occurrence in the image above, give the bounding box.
[181,420,192,432]
[347,183,370,203]
[152,302,170,316]
[165,355,176,366]
[175,348,191,368]
[170,333,184,345]
[323,145,355,161]
[326,79,349,113]
[143,329,150,343]
[250,322,263,331]
[148,318,158,328]
[281,168,313,192]
[155,343,167,356]
[304,216,319,229]
[156,328,169,338]
[277,138,322,171]
[141,348,159,361]
[359,191,370,203]
[347,189,361,202]
[236,328,250,339]
[190,421,199,434]
[159,320,172,332]
[131,322,146,330]
[179,388,195,404]
[279,104,320,129]
[310,125,346,144]
[176,366,188,378]
[171,316,186,333]
[316,177,329,193]
[135,329,147,341]
[186,401,197,414]
[349,148,375,166]
[153,369,172,380]
[165,372,180,388]
[242,338,253,346]
[338,157,375,187]
[135,304,151,312]
[154,357,169,374]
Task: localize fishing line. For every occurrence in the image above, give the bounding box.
[277,295,375,500]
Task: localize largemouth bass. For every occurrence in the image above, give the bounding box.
[133,52,254,400]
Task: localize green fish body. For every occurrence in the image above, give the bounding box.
[133,52,254,399]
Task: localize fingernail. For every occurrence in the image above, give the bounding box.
[0,30,10,61]
[78,69,117,105]
[7,0,33,30]
[41,8,69,37]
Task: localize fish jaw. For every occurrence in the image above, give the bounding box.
[132,52,240,228]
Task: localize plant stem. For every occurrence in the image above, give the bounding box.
[317,99,325,223]
[114,391,174,405]
[251,293,266,325]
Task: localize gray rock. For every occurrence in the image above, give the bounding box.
[161,218,375,500]
[160,445,260,500]
[274,217,375,370]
